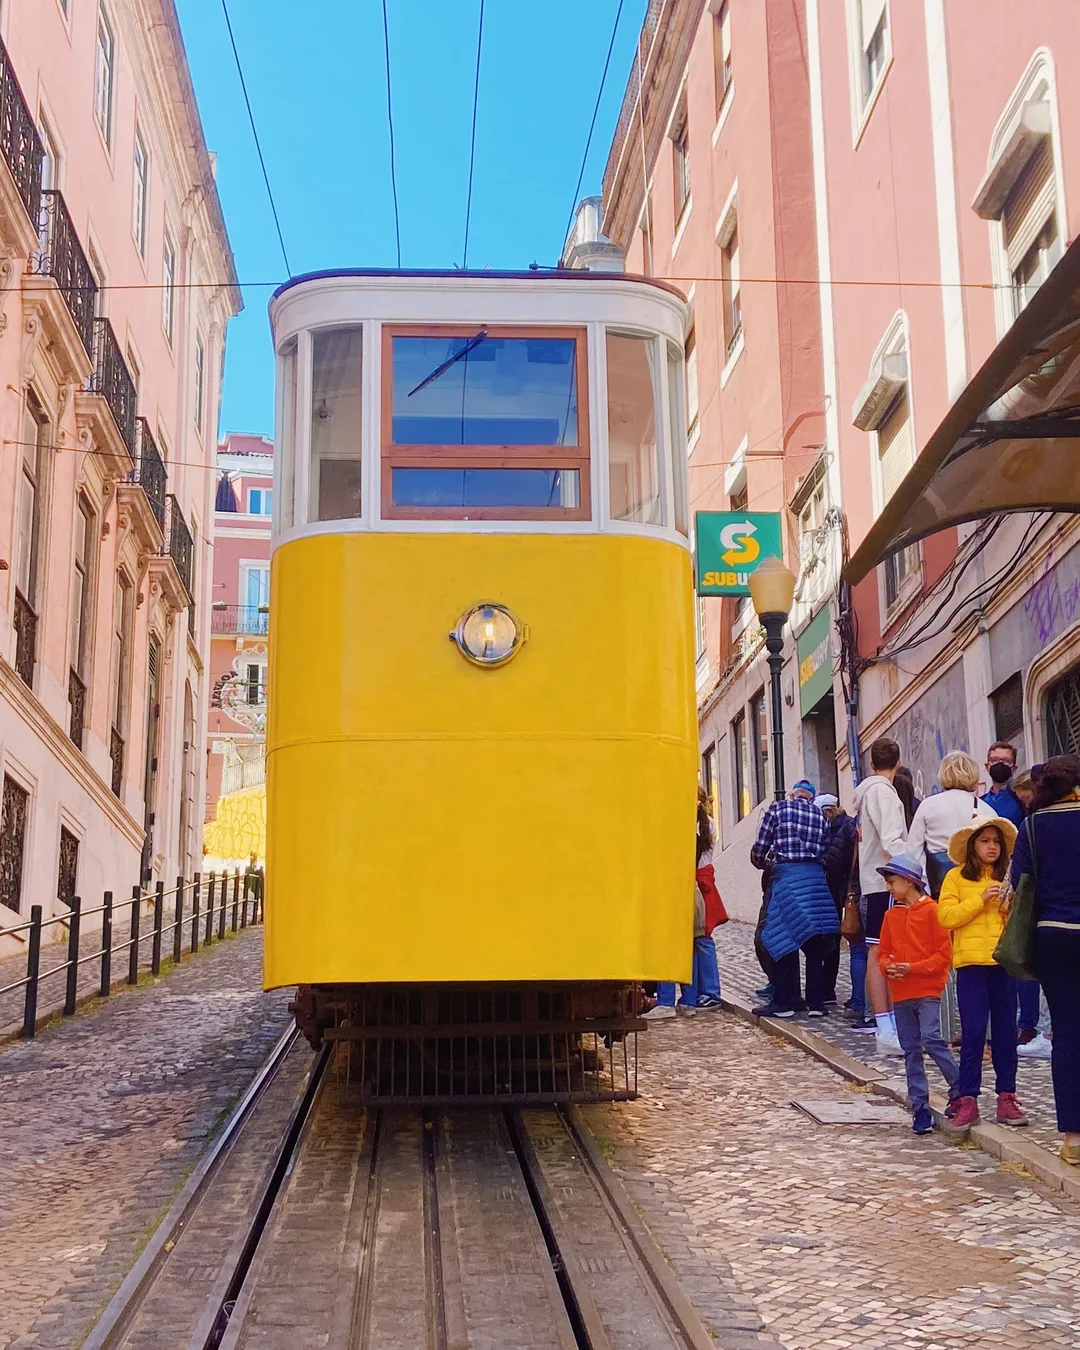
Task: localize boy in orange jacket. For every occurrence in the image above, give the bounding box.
[876,854,959,1135]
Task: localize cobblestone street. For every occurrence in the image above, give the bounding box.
[0,928,293,1350]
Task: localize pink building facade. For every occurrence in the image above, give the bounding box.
[602,0,1080,913]
[205,433,272,817]
[0,0,239,945]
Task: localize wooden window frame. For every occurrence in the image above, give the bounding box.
[380,324,591,521]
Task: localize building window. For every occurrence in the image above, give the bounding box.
[639,196,653,275]
[721,223,742,357]
[856,0,889,107]
[133,129,150,256]
[57,827,79,909]
[246,663,266,705]
[607,333,661,525]
[733,710,751,821]
[671,96,690,224]
[39,114,61,193]
[162,232,176,340]
[17,393,48,610]
[248,487,273,516]
[685,326,698,437]
[69,497,95,745]
[242,563,270,611]
[312,326,364,521]
[1045,666,1080,757]
[193,333,205,434]
[109,572,133,796]
[1003,139,1060,318]
[713,1,732,117]
[991,671,1025,764]
[875,388,920,609]
[751,689,769,806]
[795,469,829,604]
[0,775,29,915]
[94,5,116,147]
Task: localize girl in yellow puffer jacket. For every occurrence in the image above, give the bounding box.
[938,817,1025,1134]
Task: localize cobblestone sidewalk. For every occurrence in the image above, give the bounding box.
[0,927,295,1350]
[712,921,1063,1164]
[585,1006,1080,1350]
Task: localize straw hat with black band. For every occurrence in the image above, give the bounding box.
[947,815,1018,866]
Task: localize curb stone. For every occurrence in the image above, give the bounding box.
[722,990,1080,1202]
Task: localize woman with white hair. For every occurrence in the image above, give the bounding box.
[907,751,996,897]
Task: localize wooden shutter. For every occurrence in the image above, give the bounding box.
[877,391,913,504]
[1003,137,1055,272]
[860,0,887,45]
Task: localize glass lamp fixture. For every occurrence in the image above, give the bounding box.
[450,603,525,667]
[748,555,797,619]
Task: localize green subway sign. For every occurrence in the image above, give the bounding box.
[695,511,784,596]
[797,604,833,717]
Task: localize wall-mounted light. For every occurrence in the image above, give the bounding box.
[449,603,525,668]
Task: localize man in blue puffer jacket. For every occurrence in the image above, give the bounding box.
[750,780,840,1018]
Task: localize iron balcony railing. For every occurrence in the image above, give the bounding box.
[165,495,194,600]
[211,604,269,636]
[0,37,43,226]
[13,589,36,687]
[32,190,97,361]
[68,668,86,748]
[89,318,138,459]
[128,418,167,529]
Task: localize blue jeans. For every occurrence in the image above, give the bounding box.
[658,937,721,1007]
[1017,979,1041,1033]
[893,996,959,1113]
[956,963,1018,1098]
[848,941,868,1015]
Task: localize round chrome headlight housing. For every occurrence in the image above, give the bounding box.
[450,603,524,668]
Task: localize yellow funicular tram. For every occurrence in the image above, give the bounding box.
[266,268,696,1103]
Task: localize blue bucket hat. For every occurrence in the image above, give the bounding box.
[876,853,924,887]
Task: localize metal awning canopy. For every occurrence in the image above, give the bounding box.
[846,236,1080,583]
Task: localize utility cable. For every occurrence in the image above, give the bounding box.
[380,0,402,268]
[462,0,486,269]
[220,0,292,276]
[559,0,628,261]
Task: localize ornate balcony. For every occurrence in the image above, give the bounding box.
[0,37,43,255]
[68,667,86,748]
[25,189,97,382]
[149,495,195,615]
[110,726,124,797]
[13,589,36,687]
[211,605,269,637]
[118,418,167,550]
[76,318,138,476]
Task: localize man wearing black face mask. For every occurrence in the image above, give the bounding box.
[981,742,1025,827]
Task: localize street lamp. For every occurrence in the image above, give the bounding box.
[748,555,797,802]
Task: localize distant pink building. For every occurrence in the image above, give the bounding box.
[0,1,239,943]
[205,434,273,817]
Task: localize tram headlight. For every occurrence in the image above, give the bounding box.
[450,603,525,668]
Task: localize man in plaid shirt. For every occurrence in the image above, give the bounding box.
[751,780,838,1018]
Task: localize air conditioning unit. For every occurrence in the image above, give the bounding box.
[852,353,907,431]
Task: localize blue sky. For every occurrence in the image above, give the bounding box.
[175,0,645,438]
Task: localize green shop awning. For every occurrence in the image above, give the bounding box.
[846,236,1080,583]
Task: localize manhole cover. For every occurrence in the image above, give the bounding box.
[792,1098,910,1125]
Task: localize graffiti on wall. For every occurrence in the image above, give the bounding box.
[881,660,969,800]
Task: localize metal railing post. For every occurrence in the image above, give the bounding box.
[64,896,82,1016]
[259,869,266,922]
[231,870,240,932]
[240,871,249,929]
[205,871,216,946]
[173,874,184,964]
[191,872,201,954]
[100,891,113,997]
[22,905,42,1038]
[128,885,141,985]
[218,870,228,940]
[151,880,164,975]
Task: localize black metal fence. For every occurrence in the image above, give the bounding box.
[211,605,269,636]
[32,189,98,360]
[129,418,167,529]
[165,494,194,599]
[0,34,43,226]
[89,317,138,459]
[0,868,265,1040]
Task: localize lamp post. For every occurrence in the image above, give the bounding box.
[748,555,797,803]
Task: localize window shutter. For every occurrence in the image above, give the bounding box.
[860,0,887,44]
[1003,137,1055,272]
[720,3,731,62]
[877,392,913,504]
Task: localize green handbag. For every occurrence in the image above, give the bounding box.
[993,817,1038,981]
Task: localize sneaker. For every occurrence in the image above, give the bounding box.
[945,1095,980,1134]
[675,1002,699,1016]
[641,1004,676,1020]
[752,1002,795,1019]
[1017,1032,1053,1060]
[912,1106,934,1136]
[843,997,855,1011]
[1060,1142,1080,1166]
[996,1092,1029,1127]
[695,994,723,1010]
[1017,1026,1037,1046]
[823,995,839,1007]
[791,998,808,1013]
[875,1031,905,1057]
[806,1007,827,1018]
[755,984,774,1001]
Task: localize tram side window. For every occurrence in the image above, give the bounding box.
[310,327,363,521]
[607,333,662,526]
[666,342,690,536]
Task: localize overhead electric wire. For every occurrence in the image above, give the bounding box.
[380,0,402,268]
[559,0,628,260]
[462,0,486,269]
[220,0,292,276]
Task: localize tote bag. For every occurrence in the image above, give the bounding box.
[993,817,1038,982]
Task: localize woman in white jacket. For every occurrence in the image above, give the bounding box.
[907,751,995,896]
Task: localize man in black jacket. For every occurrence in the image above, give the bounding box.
[817,794,858,1008]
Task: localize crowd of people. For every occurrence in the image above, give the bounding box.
[745,737,1080,1164]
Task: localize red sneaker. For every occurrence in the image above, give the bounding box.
[945,1096,980,1134]
[996,1092,1029,1127]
